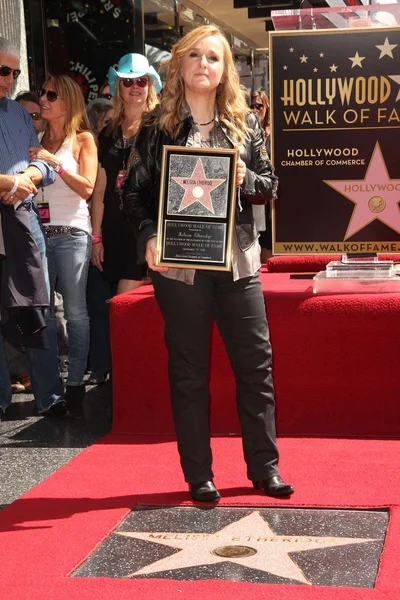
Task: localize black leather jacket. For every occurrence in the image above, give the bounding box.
[122,111,278,263]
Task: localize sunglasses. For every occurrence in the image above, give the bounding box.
[0,65,21,79]
[39,88,60,102]
[121,77,148,89]
[100,93,112,100]
[30,112,42,121]
[250,103,264,110]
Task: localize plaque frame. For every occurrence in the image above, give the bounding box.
[155,145,239,270]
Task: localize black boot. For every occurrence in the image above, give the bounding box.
[189,480,220,502]
[252,475,294,498]
[65,384,85,412]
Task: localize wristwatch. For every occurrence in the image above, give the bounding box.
[54,160,64,173]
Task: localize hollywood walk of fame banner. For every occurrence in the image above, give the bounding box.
[156,146,238,270]
[269,26,400,255]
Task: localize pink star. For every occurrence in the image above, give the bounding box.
[172,158,226,214]
[324,142,400,239]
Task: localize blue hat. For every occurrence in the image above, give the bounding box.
[108,53,162,96]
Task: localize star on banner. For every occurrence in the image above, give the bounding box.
[388,75,400,101]
[313,68,318,73]
[324,142,400,239]
[283,65,288,70]
[330,64,338,73]
[117,511,380,582]
[376,37,397,59]
[349,51,365,68]
[289,47,294,52]
[172,158,226,214]
[319,52,324,57]
[300,54,308,63]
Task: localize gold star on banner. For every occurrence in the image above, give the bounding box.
[349,51,365,68]
[330,64,338,72]
[376,37,397,59]
[313,68,318,73]
[324,142,400,239]
[300,54,308,63]
[319,52,324,57]
[117,511,380,582]
[388,75,400,101]
[289,47,294,52]
[283,65,288,70]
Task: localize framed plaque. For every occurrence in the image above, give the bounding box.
[155,145,239,270]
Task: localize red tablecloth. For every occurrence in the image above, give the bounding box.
[110,272,400,438]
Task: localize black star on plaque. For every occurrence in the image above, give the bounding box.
[72,506,388,587]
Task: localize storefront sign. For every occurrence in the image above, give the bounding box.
[69,61,99,101]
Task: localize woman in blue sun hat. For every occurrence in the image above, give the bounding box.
[87,54,161,385]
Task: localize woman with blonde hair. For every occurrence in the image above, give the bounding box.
[88,54,161,385]
[123,26,294,502]
[30,74,98,411]
[250,90,272,261]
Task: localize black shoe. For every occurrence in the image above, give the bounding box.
[189,480,220,503]
[65,384,85,412]
[252,475,294,498]
[42,401,68,417]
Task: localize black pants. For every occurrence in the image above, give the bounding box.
[151,270,279,484]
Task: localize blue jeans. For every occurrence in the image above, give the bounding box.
[0,207,64,414]
[47,229,91,386]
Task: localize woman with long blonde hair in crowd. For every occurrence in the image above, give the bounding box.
[87,54,161,385]
[123,26,294,502]
[30,75,98,411]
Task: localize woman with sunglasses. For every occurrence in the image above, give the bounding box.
[250,91,270,148]
[99,80,113,102]
[88,54,161,385]
[14,91,44,134]
[29,75,98,411]
[123,26,294,502]
[250,90,272,262]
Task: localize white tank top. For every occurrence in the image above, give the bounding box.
[40,134,91,234]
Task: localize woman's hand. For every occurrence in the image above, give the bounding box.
[236,158,246,186]
[145,238,169,272]
[91,242,104,272]
[29,146,58,168]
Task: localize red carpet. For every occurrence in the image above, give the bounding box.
[111,270,400,438]
[0,435,399,599]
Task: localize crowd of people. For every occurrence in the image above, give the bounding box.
[0,26,292,501]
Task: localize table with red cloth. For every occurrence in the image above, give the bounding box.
[110,257,400,438]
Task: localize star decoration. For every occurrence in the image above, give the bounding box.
[388,75,400,101]
[300,54,308,63]
[313,68,318,73]
[117,511,380,582]
[289,47,294,52]
[376,37,397,59]
[349,51,365,68]
[330,64,338,73]
[172,158,226,215]
[319,52,324,57]
[324,142,400,239]
[283,65,288,70]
